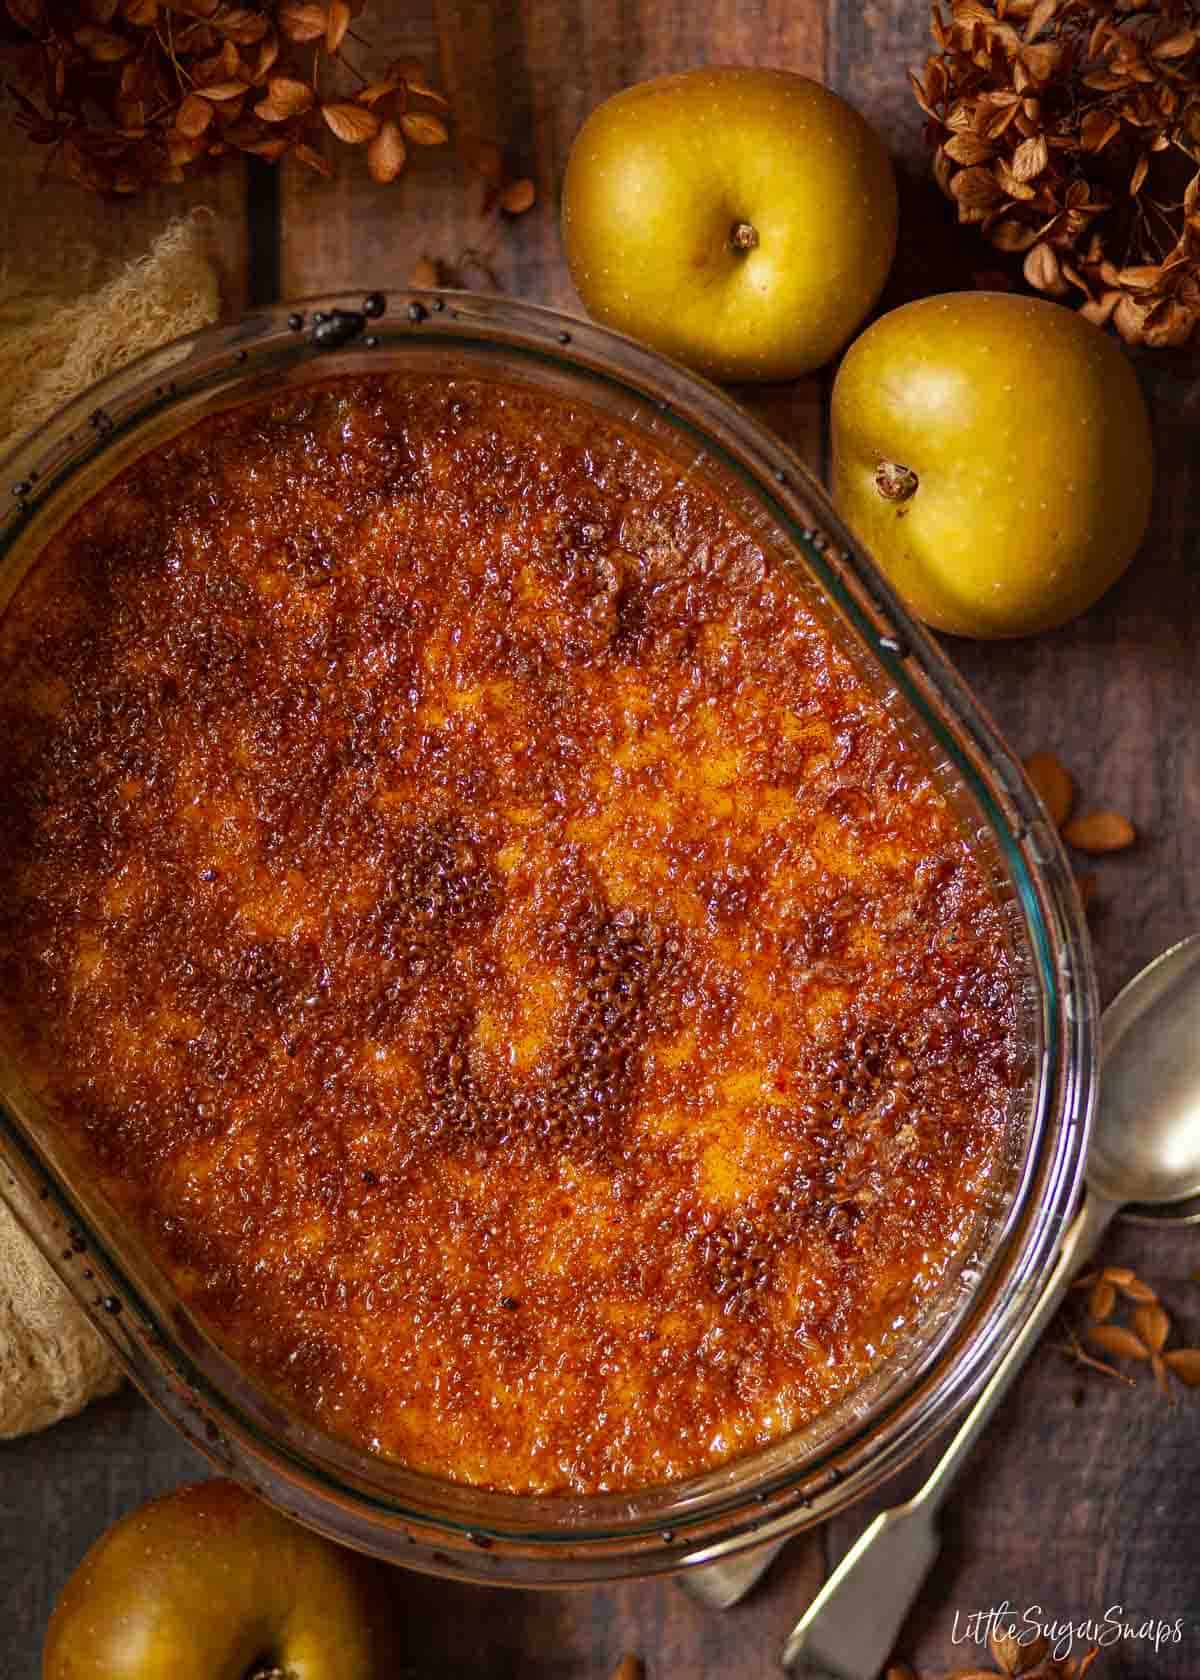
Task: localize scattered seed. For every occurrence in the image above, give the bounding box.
[1118,1275,1158,1305]
[1023,750,1073,828]
[1134,1302,1170,1352]
[1165,1348,1200,1386]
[1062,808,1136,853]
[410,256,439,288]
[1088,1278,1116,1321]
[1087,1322,1150,1361]
[499,177,536,215]
[610,1659,643,1680]
[1101,1266,1136,1287]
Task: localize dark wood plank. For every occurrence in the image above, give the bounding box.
[828,6,1200,1675]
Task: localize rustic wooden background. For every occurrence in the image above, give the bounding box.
[2,1,1199,1676]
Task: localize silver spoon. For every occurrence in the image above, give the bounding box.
[682,933,1200,1620]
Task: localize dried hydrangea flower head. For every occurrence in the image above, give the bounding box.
[3,0,534,209]
[912,0,1200,347]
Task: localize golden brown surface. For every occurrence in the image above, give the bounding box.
[0,375,1018,1493]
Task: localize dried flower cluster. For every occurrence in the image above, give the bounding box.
[1022,749,1136,912]
[1064,1262,1200,1391]
[912,0,1200,346]
[3,0,534,206]
[888,1628,1100,1678]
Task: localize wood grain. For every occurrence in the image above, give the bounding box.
[3,0,1200,1674]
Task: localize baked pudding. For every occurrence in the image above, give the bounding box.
[0,374,1019,1494]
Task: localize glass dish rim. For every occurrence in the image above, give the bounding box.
[0,288,1097,1585]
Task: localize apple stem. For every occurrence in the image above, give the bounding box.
[730,220,759,252]
[874,460,919,503]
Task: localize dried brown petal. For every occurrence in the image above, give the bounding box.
[255,75,314,121]
[1165,1348,1200,1386]
[1062,810,1135,853]
[1023,751,1073,827]
[1080,108,1121,152]
[499,177,535,214]
[366,118,405,183]
[1011,132,1049,180]
[990,217,1041,252]
[357,78,401,106]
[944,132,997,164]
[325,0,349,53]
[175,91,214,136]
[405,77,450,108]
[74,24,133,60]
[400,110,449,146]
[1025,239,1069,294]
[292,140,331,175]
[249,28,279,82]
[277,0,325,42]
[213,5,266,43]
[1087,1323,1150,1362]
[1134,1302,1170,1353]
[322,101,380,144]
[193,79,247,101]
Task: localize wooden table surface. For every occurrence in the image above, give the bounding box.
[2,3,1199,1676]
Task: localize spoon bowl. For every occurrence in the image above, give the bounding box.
[1094,933,1200,1215]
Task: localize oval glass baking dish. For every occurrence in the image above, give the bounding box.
[0,290,1095,1586]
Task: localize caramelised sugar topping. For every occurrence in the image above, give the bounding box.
[0,375,1020,1493]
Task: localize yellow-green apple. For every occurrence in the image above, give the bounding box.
[562,67,897,381]
[831,291,1154,637]
[43,1480,390,1680]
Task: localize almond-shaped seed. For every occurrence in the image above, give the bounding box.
[499,176,536,214]
[1088,1278,1116,1320]
[611,1659,643,1680]
[409,256,439,288]
[1023,751,1074,828]
[1119,1275,1157,1304]
[1164,1348,1200,1386]
[1087,1323,1150,1361]
[1062,809,1136,853]
[1102,1266,1136,1286]
[1152,1352,1172,1398]
[1072,1269,1101,1291]
[1134,1302,1170,1351]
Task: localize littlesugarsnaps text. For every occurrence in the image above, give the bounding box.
[952,1603,1185,1661]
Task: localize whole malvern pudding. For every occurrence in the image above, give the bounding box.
[0,374,1020,1495]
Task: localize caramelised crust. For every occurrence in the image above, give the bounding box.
[0,376,1018,1493]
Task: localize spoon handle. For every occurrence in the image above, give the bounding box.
[781,1190,1117,1680]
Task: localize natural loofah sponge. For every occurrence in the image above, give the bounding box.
[0,1172,121,1437]
[0,212,221,1433]
[0,211,221,461]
